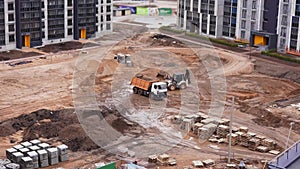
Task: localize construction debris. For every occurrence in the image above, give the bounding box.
[202,159,215,167]
[192,160,204,167]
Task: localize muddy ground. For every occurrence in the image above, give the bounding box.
[0,23,299,168]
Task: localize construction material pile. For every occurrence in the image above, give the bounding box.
[4,139,68,169]
[171,112,281,155]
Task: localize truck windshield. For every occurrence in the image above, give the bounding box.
[158,84,167,89]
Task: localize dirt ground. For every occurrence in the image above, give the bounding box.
[0,23,299,168]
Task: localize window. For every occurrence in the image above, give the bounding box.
[100,15,103,22]
[251,11,256,20]
[101,6,103,13]
[251,22,255,30]
[68,19,72,26]
[100,24,103,31]
[106,15,111,21]
[242,9,247,18]
[241,20,246,29]
[9,35,14,42]
[8,25,14,32]
[242,0,247,8]
[252,0,256,9]
[8,3,14,10]
[8,14,14,21]
[241,30,245,39]
[67,0,72,6]
[107,0,111,3]
[106,6,111,12]
[106,23,110,30]
[68,28,72,35]
[281,15,288,26]
[42,32,45,38]
[281,27,286,37]
[68,10,72,16]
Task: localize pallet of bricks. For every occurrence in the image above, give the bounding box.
[5,139,69,169]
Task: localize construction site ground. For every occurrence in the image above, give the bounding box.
[0,22,299,169]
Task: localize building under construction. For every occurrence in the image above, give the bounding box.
[0,0,112,51]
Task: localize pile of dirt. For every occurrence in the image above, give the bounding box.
[38,41,84,53]
[247,106,299,132]
[150,34,185,47]
[0,50,41,61]
[0,106,145,152]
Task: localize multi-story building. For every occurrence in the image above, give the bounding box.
[177,0,287,51]
[277,0,300,55]
[0,0,112,51]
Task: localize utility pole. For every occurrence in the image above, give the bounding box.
[285,122,295,149]
[228,96,234,164]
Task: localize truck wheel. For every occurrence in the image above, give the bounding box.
[169,84,176,91]
[180,83,187,89]
[149,93,155,100]
[133,87,138,94]
[138,89,143,95]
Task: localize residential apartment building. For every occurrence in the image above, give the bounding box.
[0,0,112,51]
[177,0,293,52]
[277,0,300,55]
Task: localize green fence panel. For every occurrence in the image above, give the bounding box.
[97,162,116,169]
[158,8,172,16]
[136,7,149,16]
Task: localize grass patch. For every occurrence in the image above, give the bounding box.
[160,26,244,47]
[159,26,186,34]
[261,50,300,64]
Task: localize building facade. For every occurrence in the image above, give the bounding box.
[277,0,300,55]
[0,0,112,51]
[178,0,300,53]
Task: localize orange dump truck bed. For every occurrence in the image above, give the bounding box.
[130,77,158,91]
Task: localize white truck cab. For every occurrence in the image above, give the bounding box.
[150,82,167,99]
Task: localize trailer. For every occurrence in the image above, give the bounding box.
[130,75,167,100]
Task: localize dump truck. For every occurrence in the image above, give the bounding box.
[130,75,167,100]
[157,69,191,91]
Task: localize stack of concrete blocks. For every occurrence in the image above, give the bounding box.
[27,151,38,169]
[13,145,24,151]
[255,135,266,142]
[6,148,17,161]
[157,154,169,165]
[11,152,23,163]
[5,163,20,169]
[256,146,269,153]
[262,138,276,150]
[38,143,50,150]
[226,133,238,145]
[181,118,192,132]
[239,126,249,133]
[28,146,40,152]
[240,132,256,147]
[220,118,230,126]
[199,123,217,140]
[57,144,69,162]
[216,125,229,138]
[148,155,158,163]
[47,148,59,165]
[21,142,32,148]
[192,123,203,135]
[30,140,41,146]
[0,159,12,168]
[196,112,208,121]
[19,148,30,155]
[37,150,49,168]
[248,138,261,151]
[20,157,33,169]
[235,131,244,143]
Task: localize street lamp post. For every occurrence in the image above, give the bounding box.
[285,122,295,149]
